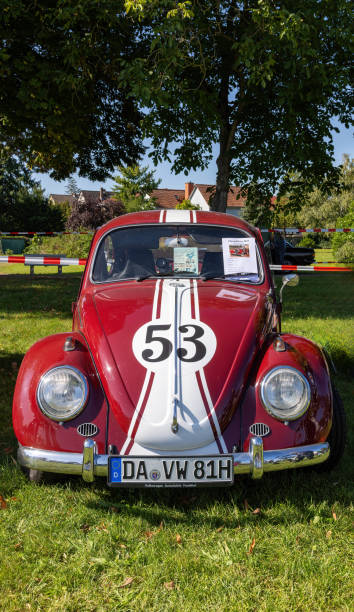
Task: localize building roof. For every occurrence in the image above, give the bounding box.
[192,184,247,208]
[79,190,114,200]
[149,188,185,209]
[49,194,76,205]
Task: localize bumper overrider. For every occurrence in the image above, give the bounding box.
[18,437,330,483]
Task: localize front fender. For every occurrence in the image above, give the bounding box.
[13,332,108,453]
[240,334,332,451]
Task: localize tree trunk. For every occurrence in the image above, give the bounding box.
[212,132,231,213]
[210,74,231,213]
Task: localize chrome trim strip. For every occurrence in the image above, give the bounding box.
[18,439,330,481]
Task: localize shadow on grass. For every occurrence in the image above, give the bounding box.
[2,457,351,531]
[0,275,81,318]
[282,272,354,321]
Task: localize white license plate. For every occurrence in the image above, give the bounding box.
[108,455,234,487]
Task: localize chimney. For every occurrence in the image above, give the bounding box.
[185,182,194,200]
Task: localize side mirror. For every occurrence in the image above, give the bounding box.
[279,274,299,303]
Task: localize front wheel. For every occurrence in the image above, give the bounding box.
[317,383,346,471]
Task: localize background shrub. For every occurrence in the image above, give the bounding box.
[24,232,93,258]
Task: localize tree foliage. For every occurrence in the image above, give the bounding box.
[123,0,353,211]
[111,164,161,212]
[297,156,354,228]
[65,177,79,195]
[0,148,64,231]
[0,1,352,212]
[66,195,125,231]
[0,0,144,180]
[176,199,201,210]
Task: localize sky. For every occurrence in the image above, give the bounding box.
[35,119,353,196]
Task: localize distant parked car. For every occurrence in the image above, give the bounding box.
[284,241,315,266]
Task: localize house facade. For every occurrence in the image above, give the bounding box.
[49,188,114,207]
[50,183,246,216]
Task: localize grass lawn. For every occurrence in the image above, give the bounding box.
[314,249,353,268]
[0,272,353,611]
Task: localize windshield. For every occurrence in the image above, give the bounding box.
[92,224,264,284]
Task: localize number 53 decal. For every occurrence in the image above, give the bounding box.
[133,320,217,371]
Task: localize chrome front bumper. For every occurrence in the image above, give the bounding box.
[18,437,330,483]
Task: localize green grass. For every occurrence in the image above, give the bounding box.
[0,272,353,611]
[314,249,353,268]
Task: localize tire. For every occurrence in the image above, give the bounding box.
[20,465,45,482]
[317,383,346,472]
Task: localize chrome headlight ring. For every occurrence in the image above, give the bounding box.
[260,366,311,421]
[37,366,89,422]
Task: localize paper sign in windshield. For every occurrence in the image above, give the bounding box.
[222,238,257,275]
[174,247,198,274]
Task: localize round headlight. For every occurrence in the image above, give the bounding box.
[260,366,310,421]
[37,366,88,421]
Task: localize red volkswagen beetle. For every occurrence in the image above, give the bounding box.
[13,211,345,486]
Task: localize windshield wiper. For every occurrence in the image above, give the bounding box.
[201,273,253,282]
[135,272,174,282]
[201,273,231,281]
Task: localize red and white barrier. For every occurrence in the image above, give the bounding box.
[269,264,352,272]
[0,255,351,272]
[0,255,87,266]
[262,228,354,234]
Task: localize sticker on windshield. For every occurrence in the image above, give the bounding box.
[173,247,198,274]
[222,238,257,275]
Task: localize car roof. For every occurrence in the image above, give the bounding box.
[94,210,259,242]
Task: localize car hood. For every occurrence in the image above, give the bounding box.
[81,278,270,452]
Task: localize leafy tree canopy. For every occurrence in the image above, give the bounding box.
[0,1,352,212]
[297,155,354,228]
[176,199,201,210]
[0,0,144,180]
[0,148,63,231]
[123,0,353,211]
[65,177,79,195]
[111,164,161,212]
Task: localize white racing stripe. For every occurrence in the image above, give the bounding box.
[125,278,226,454]
[164,210,191,223]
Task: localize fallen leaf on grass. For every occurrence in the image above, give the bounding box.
[96,522,108,532]
[118,577,134,589]
[145,522,163,540]
[216,526,224,533]
[14,542,22,550]
[252,508,261,515]
[326,530,332,539]
[247,537,256,555]
[119,543,127,549]
[332,511,337,521]
[164,581,175,590]
[176,534,182,544]
[0,495,7,509]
